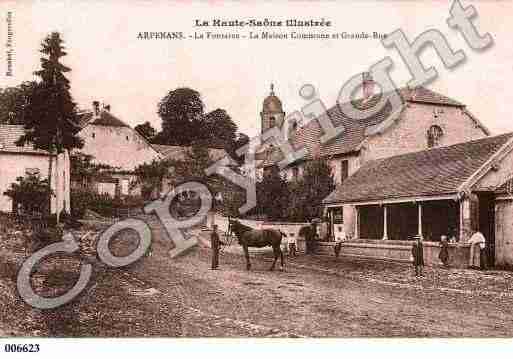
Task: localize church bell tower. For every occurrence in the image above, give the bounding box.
[260,83,285,134]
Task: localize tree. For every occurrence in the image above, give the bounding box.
[232,132,250,164]
[70,152,112,188]
[132,158,177,200]
[0,81,37,124]
[134,121,157,141]
[4,174,54,215]
[16,32,84,221]
[286,158,336,221]
[155,88,204,146]
[202,108,237,148]
[258,165,290,221]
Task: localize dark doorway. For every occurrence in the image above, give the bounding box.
[477,192,495,266]
[387,202,418,241]
[359,205,384,239]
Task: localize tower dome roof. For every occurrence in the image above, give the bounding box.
[262,84,283,113]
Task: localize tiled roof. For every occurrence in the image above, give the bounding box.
[261,86,465,167]
[152,144,228,162]
[0,125,50,155]
[323,133,513,204]
[90,111,130,127]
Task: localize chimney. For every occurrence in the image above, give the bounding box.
[92,101,100,117]
[362,72,374,100]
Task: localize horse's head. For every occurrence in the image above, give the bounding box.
[228,219,240,235]
[228,220,253,244]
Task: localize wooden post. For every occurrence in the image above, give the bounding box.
[418,202,423,238]
[329,209,334,241]
[382,205,388,240]
[354,206,359,239]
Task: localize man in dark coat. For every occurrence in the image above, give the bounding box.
[411,234,425,277]
[210,225,225,270]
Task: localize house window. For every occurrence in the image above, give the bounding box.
[92,132,95,139]
[340,160,349,183]
[427,125,443,148]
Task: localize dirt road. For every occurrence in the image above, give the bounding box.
[127,229,513,337]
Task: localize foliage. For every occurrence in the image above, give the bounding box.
[131,158,177,200]
[154,87,204,146]
[71,188,145,218]
[0,81,37,124]
[178,141,213,180]
[153,87,249,161]
[16,32,83,154]
[202,108,237,148]
[285,158,336,222]
[232,132,250,163]
[15,32,83,220]
[70,152,113,186]
[134,121,157,141]
[31,226,64,251]
[258,165,290,221]
[3,174,54,214]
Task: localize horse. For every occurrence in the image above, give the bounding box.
[228,219,285,271]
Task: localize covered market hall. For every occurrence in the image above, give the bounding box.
[322,133,513,268]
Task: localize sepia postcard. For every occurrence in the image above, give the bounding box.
[1,0,513,356]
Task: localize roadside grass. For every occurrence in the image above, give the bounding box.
[0,214,183,337]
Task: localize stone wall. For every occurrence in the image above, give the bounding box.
[361,103,488,163]
[313,239,472,268]
[79,124,159,171]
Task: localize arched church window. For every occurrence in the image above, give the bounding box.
[427,125,443,148]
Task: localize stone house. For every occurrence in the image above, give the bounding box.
[76,102,163,197]
[0,125,70,215]
[76,101,230,199]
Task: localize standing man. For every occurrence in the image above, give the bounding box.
[210,225,225,270]
[411,235,425,277]
[468,231,486,270]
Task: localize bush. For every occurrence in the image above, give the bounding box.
[31,226,64,251]
[71,188,146,219]
[3,174,53,215]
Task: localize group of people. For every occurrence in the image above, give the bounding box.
[211,222,489,274]
[411,230,488,277]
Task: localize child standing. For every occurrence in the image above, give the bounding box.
[288,233,297,257]
[411,234,425,277]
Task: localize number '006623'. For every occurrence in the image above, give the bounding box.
[4,344,40,353]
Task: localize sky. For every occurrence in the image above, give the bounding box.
[1,0,512,137]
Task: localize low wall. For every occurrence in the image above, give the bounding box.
[313,239,472,268]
